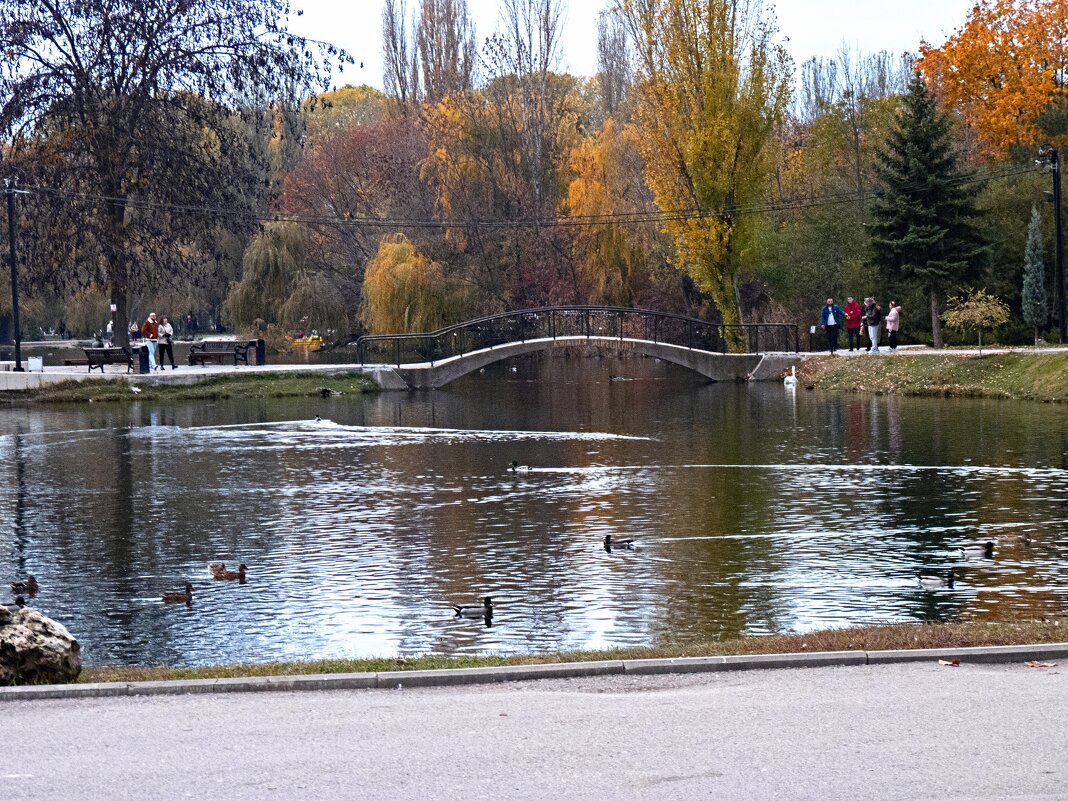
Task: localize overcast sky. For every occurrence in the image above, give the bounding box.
[290,0,977,90]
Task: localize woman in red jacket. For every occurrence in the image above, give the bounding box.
[843,296,862,352]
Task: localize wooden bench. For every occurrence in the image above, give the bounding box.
[84,347,135,373]
[188,339,256,367]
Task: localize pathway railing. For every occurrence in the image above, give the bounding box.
[356,306,799,367]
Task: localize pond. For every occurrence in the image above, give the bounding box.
[2,353,1066,667]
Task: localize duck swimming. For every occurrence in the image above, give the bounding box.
[218,563,247,582]
[162,582,194,604]
[918,570,957,590]
[508,461,531,472]
[604,535,635,551]
[10,575,38,596]
[453,597,493,620]
[960,542,994,560]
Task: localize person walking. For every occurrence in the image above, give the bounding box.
[141,312,159,370]
[885,301,901,351]
[105,319,114,347]
[820,298,844,354]
[843,296,862,352]
[866,299,884,353]
[157,316,178,369]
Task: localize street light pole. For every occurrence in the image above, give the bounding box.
[1054,149,1068,344]
[1043,147,1068,343]
[4,176,23,372]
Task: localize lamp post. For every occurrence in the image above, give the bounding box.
[4,176,24,371]
[1040,146,1068,343]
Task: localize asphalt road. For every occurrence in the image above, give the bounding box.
[4,662,1066,800]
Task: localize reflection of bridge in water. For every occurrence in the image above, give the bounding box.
[357,306,800,390]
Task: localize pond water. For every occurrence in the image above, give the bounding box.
[2,354,1067,667]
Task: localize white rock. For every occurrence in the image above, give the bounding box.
[0,606,82,685]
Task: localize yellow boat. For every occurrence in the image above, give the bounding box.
[291,334,324,348]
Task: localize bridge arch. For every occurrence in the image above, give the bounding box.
[356,306,798,389]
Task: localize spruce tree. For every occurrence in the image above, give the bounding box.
[870,73,988,347]
[1022,206,1049,345]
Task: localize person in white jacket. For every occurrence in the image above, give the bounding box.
[157,316,178,369]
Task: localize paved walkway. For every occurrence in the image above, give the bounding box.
[6,661,1065,800]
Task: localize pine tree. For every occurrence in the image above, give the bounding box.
[1021,206,1049,345]
[870,73,988,347]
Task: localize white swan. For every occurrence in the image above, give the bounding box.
[783,366,798,387]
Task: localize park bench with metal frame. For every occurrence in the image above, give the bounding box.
[84,347,135,373]
[188,339,256,367]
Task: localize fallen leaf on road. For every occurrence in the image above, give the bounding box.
[1024,661,1057,668]
[938,659,960,667]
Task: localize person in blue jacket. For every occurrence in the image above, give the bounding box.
[820,297,844,354]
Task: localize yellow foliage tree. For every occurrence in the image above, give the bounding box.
[618,0,791,324]
[361,234,466,333]
[567,118,668,305]
[917,0,1068,160]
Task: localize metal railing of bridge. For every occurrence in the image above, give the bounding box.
[356,306,799,367]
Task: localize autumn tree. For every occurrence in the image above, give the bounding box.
[224,222,351,340]
[416,0,477,103]
[0,0,342,346]
[596,9,632,120]
[361,234,466,333]
[917,0,1068,159]
[943,288,1010,355]
[870,74,988,347]
[617,0,791,325]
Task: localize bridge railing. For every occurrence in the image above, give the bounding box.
[356,306,799,367]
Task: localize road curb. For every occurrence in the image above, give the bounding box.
[2,643,1066,702]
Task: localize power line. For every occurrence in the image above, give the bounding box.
[19,163,1042,231]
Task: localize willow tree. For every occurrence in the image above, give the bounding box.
[0,0,344,346]
[617,0,791,325]
[224,222,350,338]
[361,235,466,333]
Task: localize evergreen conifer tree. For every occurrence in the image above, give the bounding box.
[870,73,988,347]
[1022,206,1049,345]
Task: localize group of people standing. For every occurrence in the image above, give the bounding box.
[820,296,901,355]
[140,312,178,370]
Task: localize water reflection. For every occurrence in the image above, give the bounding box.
[1,353,1066,666]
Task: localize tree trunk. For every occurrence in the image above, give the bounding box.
[929,286,943,349]
[104,202,131,349]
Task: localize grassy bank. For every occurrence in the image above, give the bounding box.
[797,352,1068,402]
[5,370,379,404]
[80,619,1065,683]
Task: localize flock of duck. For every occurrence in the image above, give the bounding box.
[9,455,1012,627]
[916,536,1030,589]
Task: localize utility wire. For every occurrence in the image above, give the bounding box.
[19,163,1042,231]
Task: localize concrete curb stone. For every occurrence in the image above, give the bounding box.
[866,642,1068,665]
[3,643,1067,702]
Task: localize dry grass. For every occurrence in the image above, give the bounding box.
[79,619,1066,684]
[2,371,379,405]
[797,352,1068,403]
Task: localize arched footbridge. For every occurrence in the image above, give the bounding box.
[356,306,800,390]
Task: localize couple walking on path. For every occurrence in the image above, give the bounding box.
[821,297,900,354]
[141,313,179,370]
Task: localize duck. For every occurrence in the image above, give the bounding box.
[995,532,1032,546]
[453,597,493,619]
[162,582,193,604]
[918,569,958,590]
[960,541,994,560]
[783,366,798,387]
[604,535,635,551]
[10,575,38,596]
[208,562,226,578]
[314,415,322,423]
[218,563,247,582]
[508,460,532,472]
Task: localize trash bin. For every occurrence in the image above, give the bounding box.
[135,345,150,374]
[27,356,43,372]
